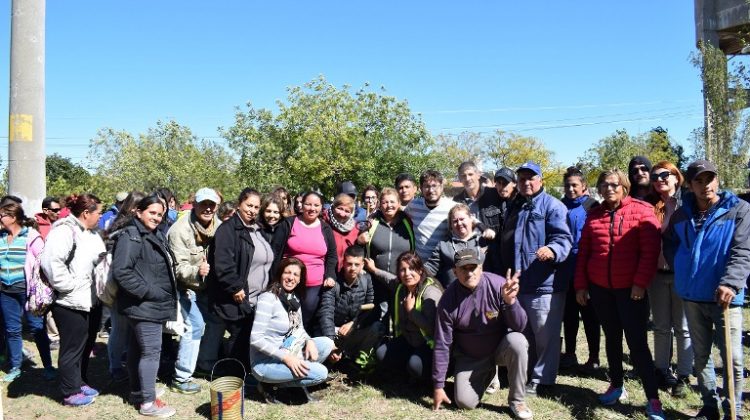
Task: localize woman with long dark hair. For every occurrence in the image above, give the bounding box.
[375,251,442,381]
[0,202,54,383]
[558,167,601,372]
[112,194,178,417]
[272,191,337,330]
[42,194,105,407]
[250,257,334,403]
[207,188,275,374]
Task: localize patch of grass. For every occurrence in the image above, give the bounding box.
[1,308,749,419]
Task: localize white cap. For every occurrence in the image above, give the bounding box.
[194,188,220,204]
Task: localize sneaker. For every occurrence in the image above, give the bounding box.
[646,398,666,420]
[63,392,95,407]
[80,384,100,397]
[2,367,21,382]
[139,399,176,418]
[169,380,200,394]
[525,381,538,396]
[510,401,534,420]
[486,375,501,395]
[598,385,627,406]
[43,366,58,381]
[129,386,166,405]
[690,405,720,420]
[672,375,689,398]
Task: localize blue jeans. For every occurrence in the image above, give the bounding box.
[196,292,225,372]
[0,290,51,369]
[683,301,743,414]
[251,337,333,388]
[174,290,205,383]
[517,291,565,385]
[107,301,130,374]
[648,272,693,376]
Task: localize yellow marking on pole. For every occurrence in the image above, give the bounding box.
[9,114,33,142]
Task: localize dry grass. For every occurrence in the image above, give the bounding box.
[1,309,749,420]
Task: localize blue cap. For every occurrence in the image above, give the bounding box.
[516,161,542,177]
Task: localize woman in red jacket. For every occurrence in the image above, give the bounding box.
[574,168,664,420]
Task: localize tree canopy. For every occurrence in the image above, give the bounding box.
[222,76,453,197]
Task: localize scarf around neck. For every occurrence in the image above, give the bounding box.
[325,207,356,233]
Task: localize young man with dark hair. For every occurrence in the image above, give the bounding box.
[395,173,418,209]
[319,245,383,364]
[405,170,456,261]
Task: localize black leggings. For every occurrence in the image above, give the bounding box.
[52,304,99,397]
[589,284,658,399]
[563,286,600,360]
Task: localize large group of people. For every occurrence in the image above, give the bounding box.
[0,155,745,420]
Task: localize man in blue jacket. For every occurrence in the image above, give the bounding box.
[499,161,572,396]
[663,160,749,420]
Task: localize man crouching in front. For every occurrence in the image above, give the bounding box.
[432,249,532,419]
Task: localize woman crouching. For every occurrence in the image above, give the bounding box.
[250,257,334,403]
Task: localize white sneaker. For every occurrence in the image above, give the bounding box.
[510,401,533,419]
[486,375,501,394]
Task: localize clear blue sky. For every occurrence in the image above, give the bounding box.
[0,1,711,169]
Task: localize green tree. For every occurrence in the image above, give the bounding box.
[46,153,91,197]
[577,128,683,186]
[483,130,564,187]
[87,120,240,201]
[223,76,446,196]
[691,42,750,188]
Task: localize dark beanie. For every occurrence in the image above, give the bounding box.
[628,155,652,173]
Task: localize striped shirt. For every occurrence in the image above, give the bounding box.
[0,228,30,287]
[250,292,309,363]
[405,196,456,261]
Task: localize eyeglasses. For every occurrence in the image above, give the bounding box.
[0,214,8,219]
[44,208,61,213]
[364,196,377,201]
[650,172,671,182]
[600,182,621,190]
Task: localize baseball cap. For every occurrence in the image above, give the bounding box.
[686,160,718,182]
[454,248,481,267]
[516,161,542,177]
[194,188,221,204]
[494,167,517,183]
[338,181,358,198]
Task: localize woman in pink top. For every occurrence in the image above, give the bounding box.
[272,191,337,331]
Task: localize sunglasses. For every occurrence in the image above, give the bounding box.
[649,172,671,182]
[44,208,62,213]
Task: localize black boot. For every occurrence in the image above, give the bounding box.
[257,382,280,404]
[300,385,318,403]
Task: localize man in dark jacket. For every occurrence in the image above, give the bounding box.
[500,161,572,395]
[319,246,384,364]
[663,160,749,420]
[432,249,531,419]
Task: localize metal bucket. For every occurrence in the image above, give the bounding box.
[209,358,246,420]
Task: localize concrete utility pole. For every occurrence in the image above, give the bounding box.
[8,0,46,214]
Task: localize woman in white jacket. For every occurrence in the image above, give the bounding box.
[41,194,105,407]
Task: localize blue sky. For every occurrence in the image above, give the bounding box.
[0,1,710,169]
